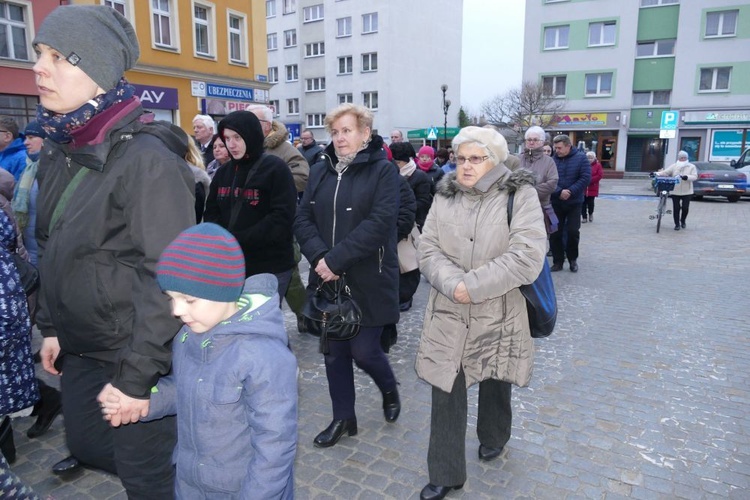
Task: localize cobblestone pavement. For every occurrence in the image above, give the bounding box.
[9,179,750,499]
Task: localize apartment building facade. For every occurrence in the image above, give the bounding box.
[265,0,463,143]
[0,0,271,132]
[523,0,750,172]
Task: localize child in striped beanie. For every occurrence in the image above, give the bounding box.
[101,223,298,498]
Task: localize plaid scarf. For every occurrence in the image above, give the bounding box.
[36,78,135,144]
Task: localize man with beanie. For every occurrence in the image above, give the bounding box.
[0,116,28,182]
[203,110,298,301]
[100,223,297,499]
[32,5,195,496]
[550,134,591,272]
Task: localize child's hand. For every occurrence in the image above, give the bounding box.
[97,383,122,425]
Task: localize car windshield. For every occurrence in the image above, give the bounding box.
[695,162,734,171]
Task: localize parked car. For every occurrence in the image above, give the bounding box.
[738,164,750,197]
[730,148,750,169]
[692,162,746,202]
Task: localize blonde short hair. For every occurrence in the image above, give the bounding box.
[186,138,206,170]
[324,104,373,134]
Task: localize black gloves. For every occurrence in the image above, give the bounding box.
[681,175,688,180]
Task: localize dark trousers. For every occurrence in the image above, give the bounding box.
[324,326,397,420]
[60,354,176,500]
[274,268,294,307]
[671,194,691,225]
[399,269,421,304]
[284,240,306,315]
[550,202,582,264]
[581,196,596,218]
[428,369,511,486]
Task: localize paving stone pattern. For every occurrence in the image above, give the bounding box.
[9,180,750,499]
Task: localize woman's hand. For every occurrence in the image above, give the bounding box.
[315,258,340,282]
[453,281,471,304]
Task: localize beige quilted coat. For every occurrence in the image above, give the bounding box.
[415,166,546,393]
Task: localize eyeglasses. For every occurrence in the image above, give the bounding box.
[0,130,9,134]
[525,138,542,143]
[456,155,489,165]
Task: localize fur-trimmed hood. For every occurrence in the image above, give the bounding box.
[264,120,290,150]
[436,165,537,199]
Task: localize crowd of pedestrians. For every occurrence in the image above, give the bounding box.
[0,4,641,499]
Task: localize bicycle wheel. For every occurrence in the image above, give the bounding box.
[656,194,666,233]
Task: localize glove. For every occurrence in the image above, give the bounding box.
[649,172,656,178]
[681,175,688,180]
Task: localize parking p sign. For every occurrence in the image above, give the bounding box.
[659,111,679,139]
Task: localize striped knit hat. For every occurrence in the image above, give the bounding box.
[157,223,246,302]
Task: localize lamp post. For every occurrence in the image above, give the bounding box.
[441,84,451,144]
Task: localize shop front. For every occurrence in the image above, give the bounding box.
[678,109,750,163]
[548,112,620,170]
[132,84,179,123]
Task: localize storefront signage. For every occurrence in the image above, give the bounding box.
[204,99,268,115]
[132,84,178,109]
[554,113,607,126]
[206,83,254,102]
[709,129,744,161]
[191,80,206,97]
[683,110,750,124]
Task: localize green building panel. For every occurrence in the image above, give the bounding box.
[702,5,750,40]
[637,5,679,40]
[629,108,670,129]
[633,58,675,91]
[562,69,617,100]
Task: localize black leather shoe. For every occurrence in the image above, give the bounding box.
[550,263,563,272]
[382,388,400,423]
[313,419,357,448]
[52,456,82,477]
[296,313,308,334]
[681,221,686,229]
[420,483,464,500]
[399,298,413,312]
[27,385,62,439]
[0,416,16,464]
[674,225,680,231]
[569,261,578,273]
[478,444,504,461]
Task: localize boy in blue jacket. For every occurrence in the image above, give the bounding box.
[100,223,297,499]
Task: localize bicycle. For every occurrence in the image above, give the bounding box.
[648,175,679,233]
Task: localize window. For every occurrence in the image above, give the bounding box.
[306,78,326,92]
[363,91,378,110]
[542,75,567,97]
[544,25,569,50]
[699,67,731,92]
[640,0,679,6]
[284,29,297,48]
[303,4,324,23]
[270,100,279,117]
[705,10,738,38]
[193,4,214,57]
[337,17,352,37]
[267,33,278,50]
[285,64,298,82]
[362,12,378,33]
[151,0,176,48]
[228,13,246,63]
[266,0,276,18]
[636,39,675,57]
[588,21,616,46]
[338,56,353,75]
[287,98,299,115]
[362,52,378,72]
[307,113,326,128]
[304,42,325,58]
[632,90,671,106]
[104,0,127,16]
[585,73,613,96]
[282,0,295,14]
[338,93,353,104]
[268,66,278,83]
[0,1,29,60]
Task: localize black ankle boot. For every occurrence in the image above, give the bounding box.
[382,388,400,423]
[313,418,357,448]
[27,380,63,439]
[1,416,16,464]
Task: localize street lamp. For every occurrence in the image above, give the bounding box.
[441,84,451,143]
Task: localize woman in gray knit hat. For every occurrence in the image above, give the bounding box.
[32,5,194,498]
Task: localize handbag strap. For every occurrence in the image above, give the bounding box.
[506,190,515,226]
[49,166,90,233]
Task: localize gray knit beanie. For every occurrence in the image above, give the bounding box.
[33,5,139,91]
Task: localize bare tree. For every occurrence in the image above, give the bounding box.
[480,81,565,131]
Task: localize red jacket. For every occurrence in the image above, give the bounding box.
[585,160,603,197]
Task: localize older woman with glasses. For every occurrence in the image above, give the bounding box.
[415,126,547,499]
[517,126,559,233]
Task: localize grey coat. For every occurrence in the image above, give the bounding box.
[415,166,546,393]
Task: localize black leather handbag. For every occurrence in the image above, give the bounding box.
[12,253,39,297]
[302,275,362,352]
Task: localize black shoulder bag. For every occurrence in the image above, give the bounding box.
[302,275,362,353]
[507,191,557,338]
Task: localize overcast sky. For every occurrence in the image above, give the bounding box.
[461,0,526,115]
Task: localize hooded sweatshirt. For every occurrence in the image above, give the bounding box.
[204,111,297,277]
[145,274,297,499]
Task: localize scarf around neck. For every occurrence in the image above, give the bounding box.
[334,138,370,173]
[36,78,135,144]
[399,158,417,177]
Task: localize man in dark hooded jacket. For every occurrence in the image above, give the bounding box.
[203,111,297,299]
